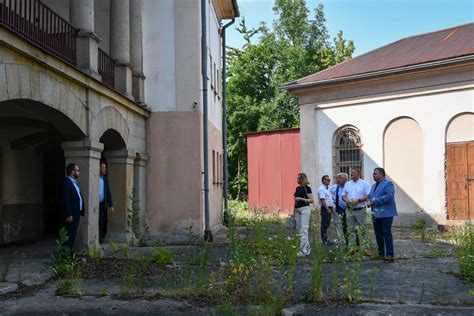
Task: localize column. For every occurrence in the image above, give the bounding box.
[62,140,104,250]
[70,0,101,80]
[133,154,148,232]
[104,150,135,243]
[130,0,145,104]
[110,0,133,99]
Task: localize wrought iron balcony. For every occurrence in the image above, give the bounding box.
[0,0,116,89]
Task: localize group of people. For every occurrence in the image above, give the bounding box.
[60,162,115,252]
[293,168,398,262]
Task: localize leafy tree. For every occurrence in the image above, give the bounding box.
[227,1,355,199]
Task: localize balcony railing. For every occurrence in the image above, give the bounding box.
[98,48,115,89]
[0,0,77,65]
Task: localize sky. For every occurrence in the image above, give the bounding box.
[227,0,474,56]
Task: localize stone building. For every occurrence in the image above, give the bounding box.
[0,0,238,248]
[283,23,474,225]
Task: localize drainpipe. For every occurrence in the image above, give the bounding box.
[221,18,235,226]
[201,0,212,242]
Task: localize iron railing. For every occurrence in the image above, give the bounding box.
[0,0,77,65]
[98,48,115,89]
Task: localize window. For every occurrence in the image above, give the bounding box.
[333,126,363,177]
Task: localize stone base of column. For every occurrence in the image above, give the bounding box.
[76,31,102,81]
[132,71,146,105]
[114,63,134,100]
[106,232,134,244]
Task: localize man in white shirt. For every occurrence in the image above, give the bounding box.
[342,168,371,250]
[318,175,334,245]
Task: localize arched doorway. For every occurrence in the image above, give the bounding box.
[445,113,474,220]
[0,99,85,245]
[99,129,134,242]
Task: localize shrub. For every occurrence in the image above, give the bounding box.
[151,248,174,266]
[88,246,104,263]
[454,225,474,286]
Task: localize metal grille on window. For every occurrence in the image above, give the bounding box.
[334,127,363,176]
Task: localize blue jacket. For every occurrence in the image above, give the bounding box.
[368,178,397,218]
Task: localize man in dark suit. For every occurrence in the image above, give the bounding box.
[60,163,85,251]
[99,162,114,244]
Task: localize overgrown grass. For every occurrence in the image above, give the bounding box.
[453,225,474,289]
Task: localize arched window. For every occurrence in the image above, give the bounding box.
[333,126,363,176]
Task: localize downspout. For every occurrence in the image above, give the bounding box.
[221,18,235,226]
[201,0,212,241]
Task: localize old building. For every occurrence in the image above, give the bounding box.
[0,0,238,248]
[284,23,474,225]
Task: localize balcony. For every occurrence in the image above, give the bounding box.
[0,0,115,89]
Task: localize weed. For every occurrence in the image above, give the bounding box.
[310,243,325,302]
[138,224,150,247]
[151,248,174,266]
[453,225,474,287]
[419,282,425,303]
[119,244,130,259]
[341,261,362,302]
[54,260,82,296]
[412,217,427,241]
[51,228,77,277]
[109,240,119,252]
[88,246,104,263]
[99,287,108,296]
[1,261,10,282]
[367,267,379,299]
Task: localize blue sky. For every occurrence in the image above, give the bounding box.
[227,0,473,56]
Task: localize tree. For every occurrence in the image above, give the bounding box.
[227,1,355,199]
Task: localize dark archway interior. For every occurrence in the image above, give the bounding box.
[0,99,85,245]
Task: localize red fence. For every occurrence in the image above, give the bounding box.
[0,0,77,64]
[247,128,300,215]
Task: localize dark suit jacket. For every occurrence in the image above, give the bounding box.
[101,176,114,209]
[60,177,85,221]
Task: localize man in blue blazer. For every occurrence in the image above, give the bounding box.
[367,167,397,262]
[60,163,85,252]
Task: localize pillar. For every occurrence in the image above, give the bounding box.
[105,150,135,242]
[133,154,148,232]
[62,140,103,250]
[130,0,145,104]
[110,0,133,99]
[70,0,101,80]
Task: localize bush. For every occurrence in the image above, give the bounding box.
[151,248,174,266]
[454,225,474,286]
[51,228,77,277]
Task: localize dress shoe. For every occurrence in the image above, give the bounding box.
[383,256,394,263]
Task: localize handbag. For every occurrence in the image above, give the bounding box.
[287,212,297,230]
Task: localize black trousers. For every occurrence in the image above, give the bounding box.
[336,207,349,246]
[99,202,108,243]
[64,219,80,251]
[320,206,332,243]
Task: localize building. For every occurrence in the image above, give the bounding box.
[283,23,474,225]
[0,0,238,248]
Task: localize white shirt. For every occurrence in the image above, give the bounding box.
[67,176,83,211]
[317,184,334,207]
[342,178,370,209]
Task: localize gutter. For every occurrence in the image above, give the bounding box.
[221,18,235,226]
[201,0,212,242]
[282,55,474,92]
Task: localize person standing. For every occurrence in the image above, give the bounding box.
[99,162,114,244]
[367,167,398,262]
[330,173,349,245]
[60,163,85,252]
[294,173,314,257]
[317,175,334,245]
[342,168,371,252]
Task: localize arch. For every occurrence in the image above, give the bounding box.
[384,116,423,211]
[0,63,88,135]
[332,125,364,177]
[92,106,129,147]
[445,112,474,143]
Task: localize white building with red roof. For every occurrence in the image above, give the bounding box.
[283,23,474,225]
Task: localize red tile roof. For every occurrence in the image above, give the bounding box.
[285,23,474,88]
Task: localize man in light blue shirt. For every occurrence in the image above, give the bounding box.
[99,162,114,243]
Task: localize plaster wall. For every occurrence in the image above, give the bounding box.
[297,66,474,223]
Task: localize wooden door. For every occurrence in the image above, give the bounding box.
[446,142,473,220]
[468,142,474,219]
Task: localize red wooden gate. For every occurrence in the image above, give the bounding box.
[247,128,300,215]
